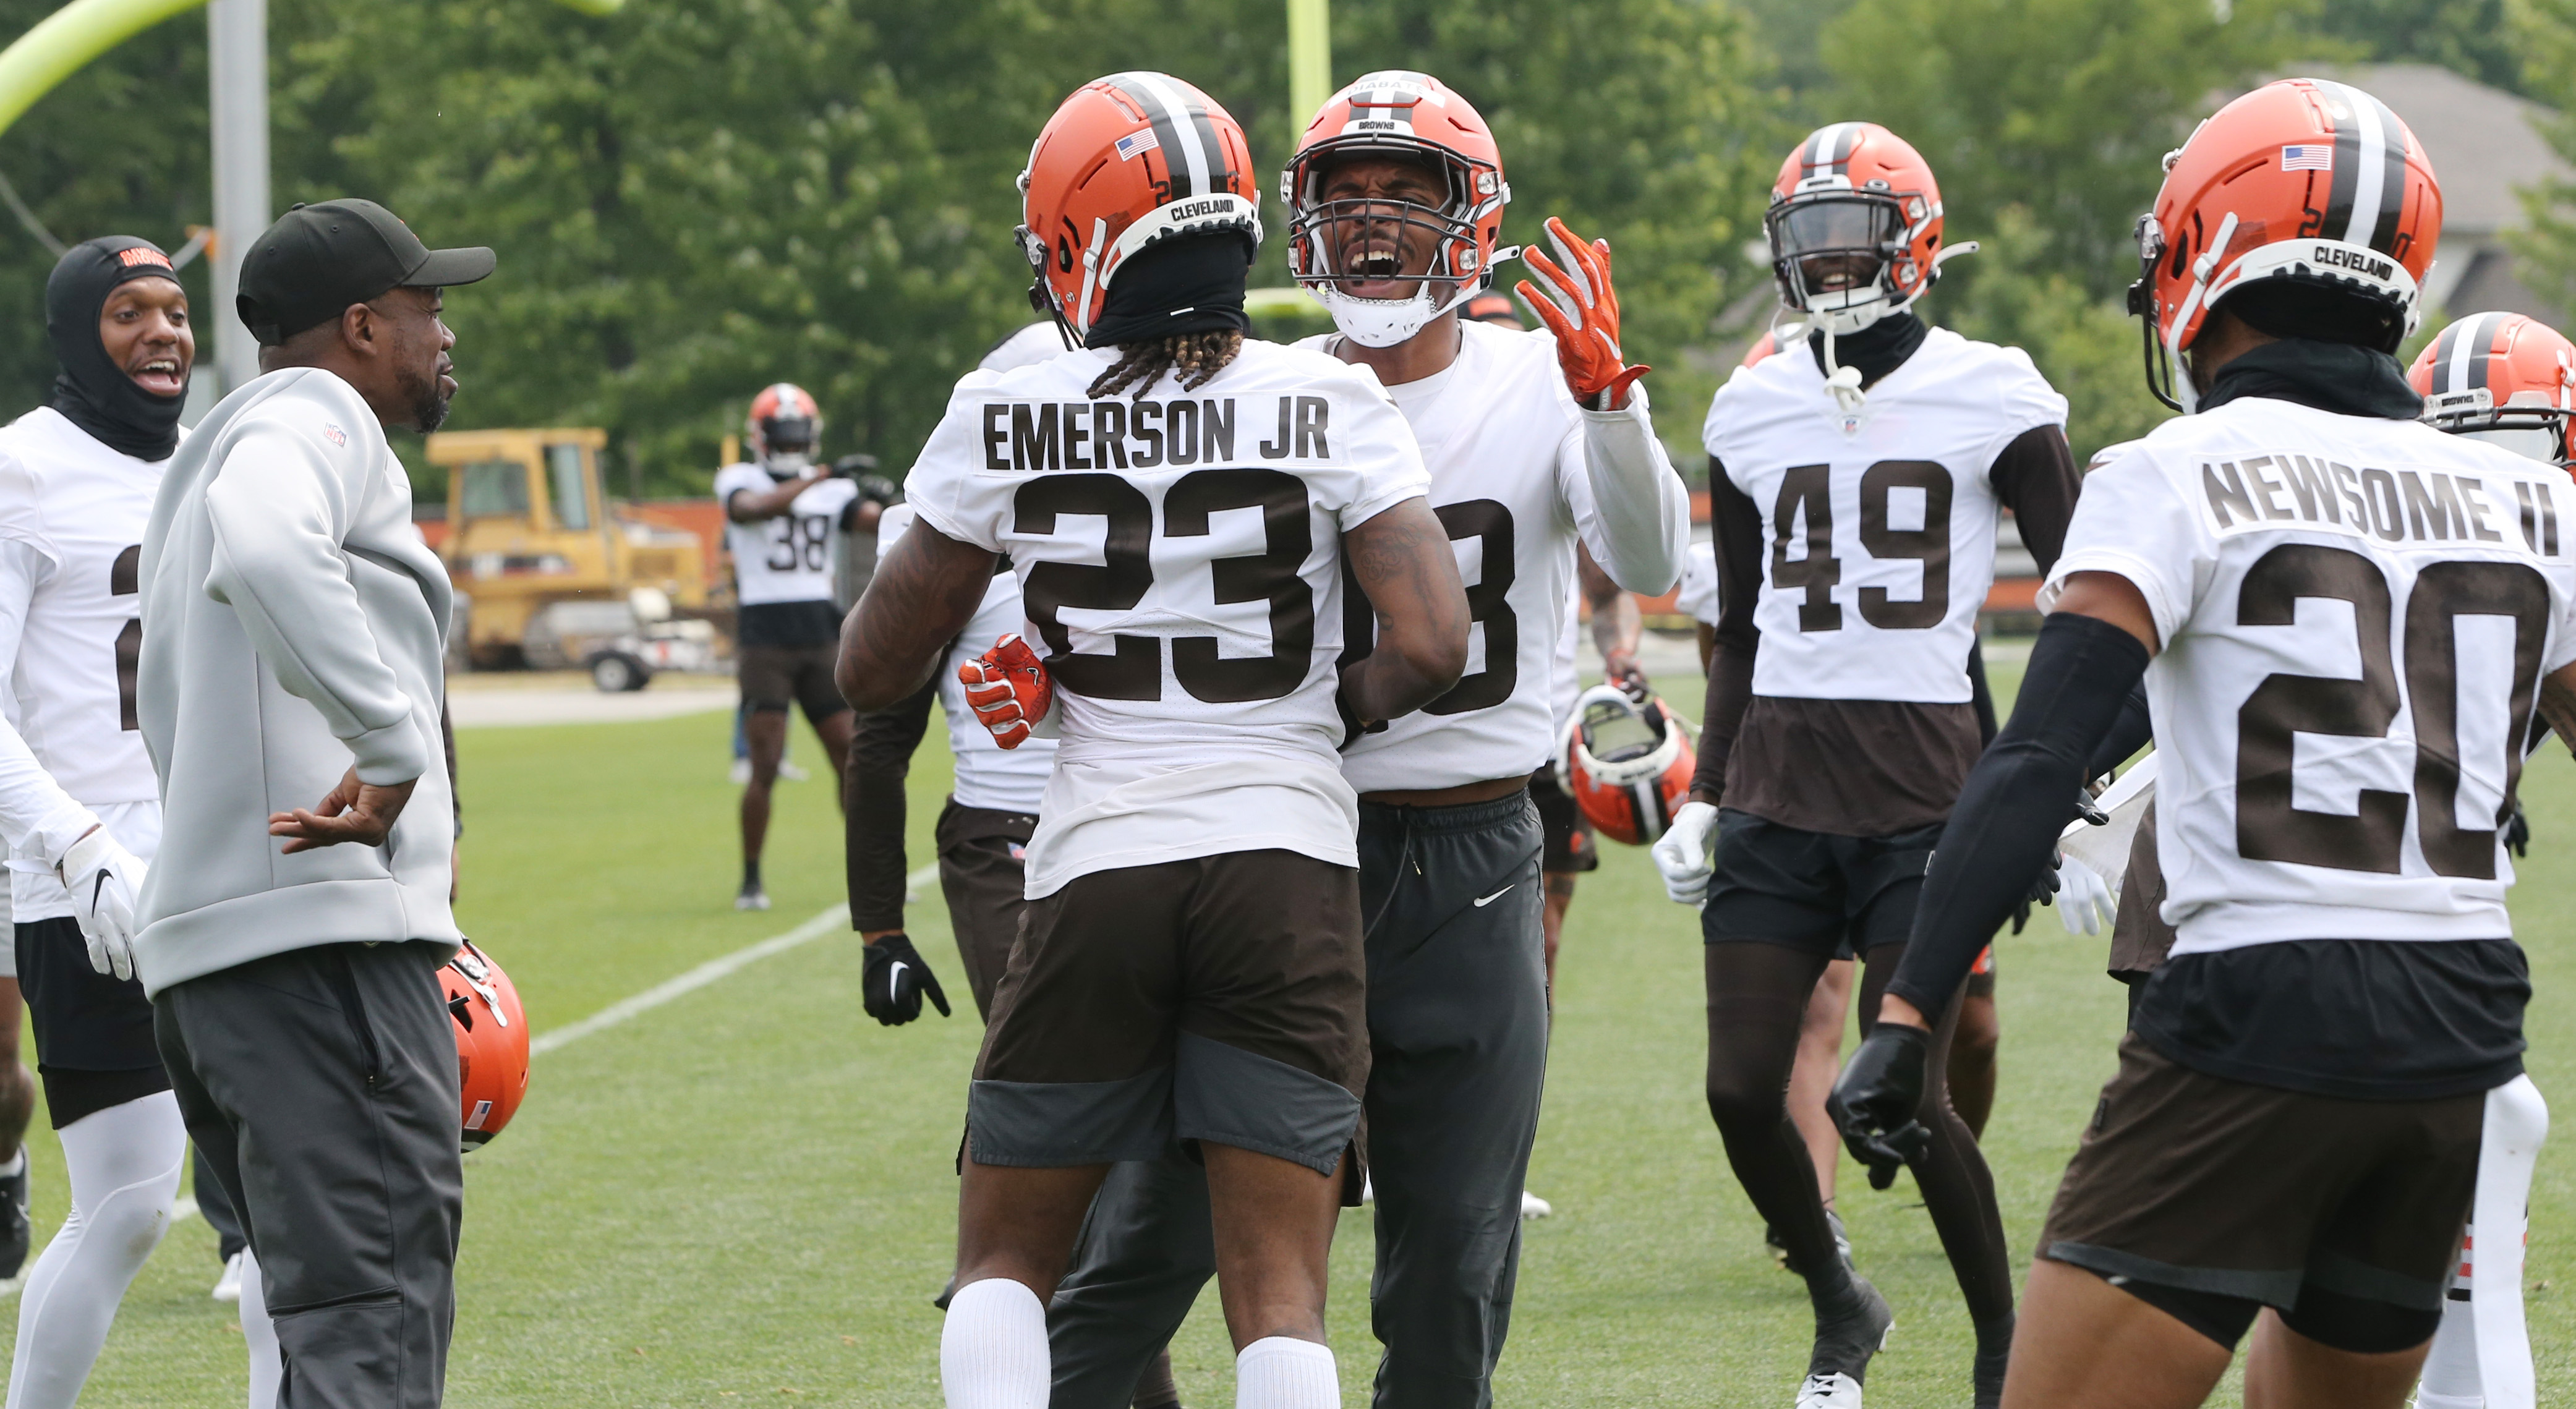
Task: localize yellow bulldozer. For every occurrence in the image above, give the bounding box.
[425,427,723,688]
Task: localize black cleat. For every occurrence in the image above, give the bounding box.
[0,1154,28,1282]
[1807,1272,1895,1386]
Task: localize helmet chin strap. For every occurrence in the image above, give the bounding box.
[1315,274,1490,349]
[1785,240,1979,415]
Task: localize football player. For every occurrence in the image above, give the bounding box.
[1833,79,2551,1409]
[847,326,1188,1409]
[1651,124,2084,1408]
[0,237,272,1407]
[835,72,1467,1409]
[1039,71,1690,1409]
[0,890,27,1287]
[717,383,879,910]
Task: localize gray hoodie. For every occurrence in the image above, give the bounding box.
[135,366,458,995]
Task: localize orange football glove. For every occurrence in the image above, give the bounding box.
[959,634,1054,750]
[1515,216,1650,411]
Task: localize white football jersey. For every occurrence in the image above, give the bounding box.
[876,501,1053,815]
[1704,327,2066,702]
[903,338,1431,895]
[1676,540,1721,626]
[1320,321,1632,791]
[2048,398,2576,953]
[0,407,168,916]
[715,462,861,606]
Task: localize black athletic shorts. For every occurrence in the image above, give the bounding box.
[934,799,1035,1021]
[1700,809,1939,957]
[740,641,848,723]
[969,849,1367,1177]
[18,916,170,1127]
[1528,768,1597,874]
[2041,1032,2478,1346]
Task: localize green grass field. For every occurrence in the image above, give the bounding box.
[7,669,2574,1406]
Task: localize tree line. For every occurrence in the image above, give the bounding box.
[0,0,2554,497]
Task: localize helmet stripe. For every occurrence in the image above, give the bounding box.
[1127,72,1219,203]
[1806,122,1859,179]
[2355,89,2410,253]
[2465,310,2501,394]
[2431,317,2468,394]
[1106,74,1199,199]
[2318,83,2361,245]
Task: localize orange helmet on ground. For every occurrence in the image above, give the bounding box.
[1765,123,1959,335]
[1557,684,1695,846]
[2409,312,2576,466]
[1284,70,1510,347]
[443,939,530,1151]
[746,383,820,466]
[2129,78,2441,409]
[1016,73,1262,344]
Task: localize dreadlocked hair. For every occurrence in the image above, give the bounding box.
[1087,330,1245,401]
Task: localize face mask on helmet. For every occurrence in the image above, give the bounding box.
[2423,388,2574,466]
[1768,192,1910,334]
[1297,155,1486,347]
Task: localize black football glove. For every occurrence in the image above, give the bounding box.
[2010,846,2065,934]
[2505,798,2532,859]
[861,933,952,1026]
[1828,1023,1934,1191]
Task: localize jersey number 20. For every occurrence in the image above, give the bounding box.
[1013,470,1313,704]
[2235,543,2549,880]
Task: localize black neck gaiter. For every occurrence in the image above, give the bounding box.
[47,237,187,461]
[1085,234,1254,350]
[2199,338,2423,420]
[1808,310,1927,389]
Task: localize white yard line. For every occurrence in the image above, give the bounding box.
[528,861,941,1057]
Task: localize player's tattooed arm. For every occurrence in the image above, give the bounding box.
[835,521,999,712]
[1341,496,1470,725]
[1580,542,1645,693]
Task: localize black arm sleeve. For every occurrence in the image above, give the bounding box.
[2088,682,2154,779]
[1988,424,2082,576]
[1968,637,1997,746]
[845,676,938,933]
[1885,611,2150,1016]
[1691,458,1764,804]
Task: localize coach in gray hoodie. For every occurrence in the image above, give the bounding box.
[137,198,490,1407]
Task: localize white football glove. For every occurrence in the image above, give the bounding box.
[59,826,147,982]
[1651,800,1721,906]
[2057,854,2115,937]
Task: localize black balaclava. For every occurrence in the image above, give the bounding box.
[47,236,188,461]
[1085,233,1255,349]
[1807,309,1927,390]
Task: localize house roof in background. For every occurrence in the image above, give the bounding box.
[2273,63,2568,237]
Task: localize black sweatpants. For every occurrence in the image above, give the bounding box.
[155,941,464,1409]
[1046,791,1549,1409]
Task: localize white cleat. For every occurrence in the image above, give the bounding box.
[778,760,811,782]
[1519,1189,1553,1219]
[728,757,752,785]
[1796,1372,1864,1408]
[212,1251,243,1303]
[735,883,771,912]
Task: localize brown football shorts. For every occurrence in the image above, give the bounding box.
[738,641,847,723]
[2041,1032,2480,1317]
[967,848,1367,1176]
[933,800,1036,1021]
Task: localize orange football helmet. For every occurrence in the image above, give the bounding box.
[746,383,820,464]
[2408,312,2576,466]
[2130,77,2442,409]
[1284,70,1510,347]
[443,940,530,1151]
[1766,123,1959,335]
[1017,73,1262,344]
[1557,684,1696,846]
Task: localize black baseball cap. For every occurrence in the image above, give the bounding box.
[236,198,495,346]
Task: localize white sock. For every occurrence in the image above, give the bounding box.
[1235,1335,1338,1409]
[4,1091,186,1409]
[0,1150,23,1179]
[240,1248,283,1409]
[940,1277,1050,1409]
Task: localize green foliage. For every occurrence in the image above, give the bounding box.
[1933,206,2170,463]
[2312,0,2526,95]
[1820,0,2317,302]
[2507,0,2576,313]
